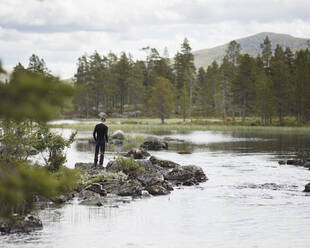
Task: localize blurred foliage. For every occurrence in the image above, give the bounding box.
[0,120,38,161]
[0,58,80,218]
[0,70,74,122]
[0,158,80,218]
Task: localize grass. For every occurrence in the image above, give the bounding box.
[48,117,310,135]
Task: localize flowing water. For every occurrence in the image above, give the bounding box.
[1,127,310,248]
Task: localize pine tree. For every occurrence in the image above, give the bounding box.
[270,45,291,125]
[231,54,256,123]
[224,40,241,120]
[174,38,196,121]
[127,62,145,112]
[27,54,50,74]
[150,77,175,123]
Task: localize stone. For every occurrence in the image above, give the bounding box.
[150,156,179,169]
[178,151,192,155]
[304,183,310,192]
[52,193,74,204]
[164,165,208,184]
[287,159,304,166]
[0,215,43,234]
[117,180,143,197]
[278,160,286,165]
[85,183,107,196]
[182,178,198,186]
[147,185,170,196]
[111,130,125,140]
[124,148,151,159]
[140,136,168,151]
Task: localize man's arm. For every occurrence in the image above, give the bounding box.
[105,127,108,143]
[93,126,97,141]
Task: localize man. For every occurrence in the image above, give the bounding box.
[93,117,108,166]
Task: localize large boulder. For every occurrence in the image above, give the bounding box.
[111,130,125,140]
[125,148,151,159]
[150,156,179,169]
[140,136,168,151]
[117,180,144,197]
[147,185,170,196]
[304,183,310,192]
[164,165,208,185]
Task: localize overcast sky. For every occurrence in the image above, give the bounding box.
[1,0,310,78]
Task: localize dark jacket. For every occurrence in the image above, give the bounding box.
[93,123,108,143]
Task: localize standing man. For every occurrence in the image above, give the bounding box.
[93,117,108,166]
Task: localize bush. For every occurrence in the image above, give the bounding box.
[115,156,145,177]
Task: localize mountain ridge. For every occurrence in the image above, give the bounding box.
[193,32,310,68]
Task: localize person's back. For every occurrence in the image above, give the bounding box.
[93,123,108,143]
[93,118,108,166]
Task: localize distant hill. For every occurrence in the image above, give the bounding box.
[193,32,310,69]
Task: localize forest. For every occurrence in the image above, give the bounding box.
[7,35,310,125]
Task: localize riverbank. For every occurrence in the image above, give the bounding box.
[49,117,310,134]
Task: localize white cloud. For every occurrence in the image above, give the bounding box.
[0,0,310,78]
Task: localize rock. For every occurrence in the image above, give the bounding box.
[182,178,198,186]
[75,162,104,175]
[140,136,168,151]
[0,215,43,234]
[98,112,106,118]
[141,190,151,198]
[78,190,104,206]
[164,165,208,185]
[117,180,143,197]
[287,159,304,166]
[278,160,286,165]
[110,139,123,146]
[85,183,107,196]
[304,183,310,192]
[80,196,103,206]
[111,130,125,140]
[304,161,310,168]
[178,151,192,155]
[106,159,163,174]
[125,148,150,159]
[150,156,179,169]
[147,185,170,196]
[52,193,74,204]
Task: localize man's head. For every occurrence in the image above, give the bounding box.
[101,117,106,123]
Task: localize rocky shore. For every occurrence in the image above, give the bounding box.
[75,148,207,206]
[1,141,207,235]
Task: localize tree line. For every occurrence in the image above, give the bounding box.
[73,36,310,125]
[7,36,310,125]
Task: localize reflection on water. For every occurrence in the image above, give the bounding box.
[2,129,310,248]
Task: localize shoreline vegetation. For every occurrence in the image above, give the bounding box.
[48,117,310,134]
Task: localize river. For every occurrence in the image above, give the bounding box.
[1,128,310,248]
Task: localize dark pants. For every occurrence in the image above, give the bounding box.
[94,141,105,166]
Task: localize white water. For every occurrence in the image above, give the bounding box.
[1,130,310,248]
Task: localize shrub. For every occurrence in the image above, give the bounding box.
[115,156,145,177]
